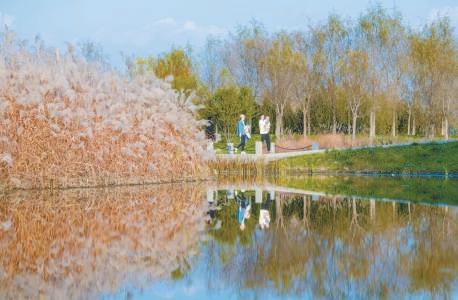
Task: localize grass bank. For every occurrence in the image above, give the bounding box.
[274,175,458,206]
[278,141,458,175]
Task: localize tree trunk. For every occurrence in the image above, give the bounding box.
[429,124,435,138]
[441,118,445,136]
[302,108,307,137]
[407,106,412,136]
[370,199,375,221]
[352,112,357,141]
[444,116,449,140]
[391,110,396,137]
[307,108,311,136]
[369,108,376,140]
[412,116,416,136]
[275,106,283,137]
[332,105,337,134]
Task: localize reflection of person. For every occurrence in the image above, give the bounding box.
[259,193,271,229]
[206,202,217,224]
[237,190,251,231]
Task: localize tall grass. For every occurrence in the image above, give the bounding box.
[0,32,210,190]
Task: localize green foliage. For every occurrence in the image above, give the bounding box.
[201,85,258,139]
[135,48,199,96]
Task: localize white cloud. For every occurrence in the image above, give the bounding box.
[97,18,227,50]
[154,17,177,26]
[0,12,15,29]
[183,20,197,31]
[428,6,458,26]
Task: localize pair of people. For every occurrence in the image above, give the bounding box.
[236,114,251,153]
[237,190,271,231]
[236,114,271,153]
[259,115,271,152]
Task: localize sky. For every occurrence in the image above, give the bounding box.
[1,0,457,68]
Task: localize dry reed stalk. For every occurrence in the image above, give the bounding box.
[0,32,211,191]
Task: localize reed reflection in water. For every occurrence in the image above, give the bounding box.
[0,184,207,300]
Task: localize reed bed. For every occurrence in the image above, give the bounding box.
[0,184,207,299]
[0,32,210,191]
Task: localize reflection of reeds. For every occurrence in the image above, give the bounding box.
[0,32,209,191]
[209,159,279,179]
[0,184,206,299]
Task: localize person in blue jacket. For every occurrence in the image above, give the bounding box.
[236,114,247,152]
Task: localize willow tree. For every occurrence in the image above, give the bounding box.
[261,34,302,136]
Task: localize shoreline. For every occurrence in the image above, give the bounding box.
[0,176,215,195]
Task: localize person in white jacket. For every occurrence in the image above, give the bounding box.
[260,116,271,152]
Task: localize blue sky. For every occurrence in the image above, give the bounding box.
[1,0,457,67]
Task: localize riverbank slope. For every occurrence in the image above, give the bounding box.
[277,141,458,176]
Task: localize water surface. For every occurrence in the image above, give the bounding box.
[0,176,457,299]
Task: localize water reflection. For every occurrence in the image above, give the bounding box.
[0,178,457,299]
[204,183,458,299]
[0,185,207,300]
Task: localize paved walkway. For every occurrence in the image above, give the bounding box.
[214,139,458,162]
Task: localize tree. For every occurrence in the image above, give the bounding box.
[290,32,320,137]
[223,21,268,101]
[199,37,224,93]
[322,15,348,134]
[359,6,407,139]
[261,34,301,137]
[410,18,456,138]
[340,49,369,140]
[201,85,257,140]
[135,48,199,97]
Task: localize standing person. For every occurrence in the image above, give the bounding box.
[260,115,268,150]
[264,116,272,152]
[236,114,247,152]
[259,115,265,137]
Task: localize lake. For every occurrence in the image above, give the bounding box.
[0,176,457,299]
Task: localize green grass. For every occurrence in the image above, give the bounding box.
[278,141,458,174]
[214,134,276,154]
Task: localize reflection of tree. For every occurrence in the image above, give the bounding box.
[205,192,458,298]
[0,185,206,299]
